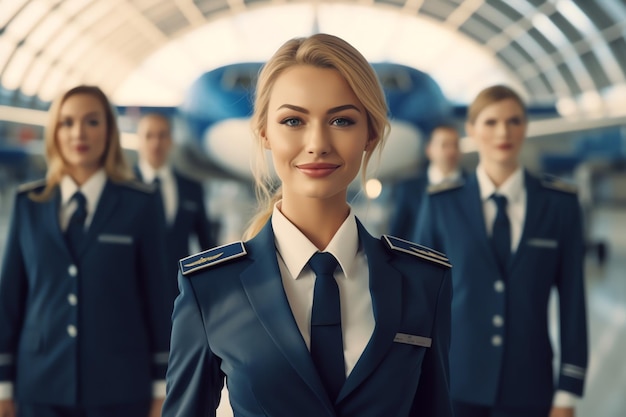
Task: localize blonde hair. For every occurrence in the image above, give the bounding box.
[243,33,390,240]
[31,85,132,201]
[467,85,527,125]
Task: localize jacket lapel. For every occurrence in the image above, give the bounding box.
[337,220,402,402]
[170,173,185,230]
[78,180,120,258]
[459,174,503,274]
[239,221,335,414]
[44,188,73,259]
[509,171,544,271]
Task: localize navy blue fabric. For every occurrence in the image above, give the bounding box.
[0,180,170,407]
[163,219,454,417]
[414,171,588,408]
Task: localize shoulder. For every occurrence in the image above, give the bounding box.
[179,241,248,276]
[174,170,203,187]
[538,173,578,195]
[426,178,465,195]
[16,178,46,194]
[381,235,451,268]
[116,179,157,194]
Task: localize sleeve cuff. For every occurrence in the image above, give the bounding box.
[153,380,166,398]
[553,390,579,407]
[0,382,13,400]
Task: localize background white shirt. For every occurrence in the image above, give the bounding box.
[138,160,178,225]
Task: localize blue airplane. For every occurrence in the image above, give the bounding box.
[115,62,458,182]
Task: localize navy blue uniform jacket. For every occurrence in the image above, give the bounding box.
[0,179,171,406]
[415,171,588,408]
[389,174,429,239]
[162,219,453,417]
[135,168,215,305]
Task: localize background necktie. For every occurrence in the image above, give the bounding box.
[490,194,511,273]
[65,191,87,259]
[309,252,345,401]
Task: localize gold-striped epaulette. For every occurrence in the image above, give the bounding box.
[180,241,247,276]
[541,175,578,194]
[382,235,451,268]
[427,178,464,194]
[17,179,46,193]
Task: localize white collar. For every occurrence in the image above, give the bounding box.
[476,164,524,203]
[427,165,461,185]
[138,159,173,183]
[60,169,107,207]
[271,202,360,280]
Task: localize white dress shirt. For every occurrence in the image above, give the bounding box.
[59,169,107,231]
[271,203,375,377]
[476,164,526,253]
[138,160,178,225]
[475,165,577,408]
[427,165,461,186]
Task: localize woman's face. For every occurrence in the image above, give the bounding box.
[56,93,108,175]
[263,65,370,203]
[467,98,527,168]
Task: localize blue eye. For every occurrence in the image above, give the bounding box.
[280,117,302,127]
[332,117,354,127]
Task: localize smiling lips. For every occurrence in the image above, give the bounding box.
[297,162,340,178]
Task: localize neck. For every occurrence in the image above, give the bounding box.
[280,193,350,251]
[67,166,99,186]
[482,160,519,188]
[144,159,165,172]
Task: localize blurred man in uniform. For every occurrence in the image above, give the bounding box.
[389,124,462,239]
[135,113,217,307]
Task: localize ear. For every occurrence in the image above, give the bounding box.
[260,129,271,150]
[364,137,376,152]
[464,121,474,138]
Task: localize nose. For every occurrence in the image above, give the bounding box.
[495,121,508,138]
[306,123,331,155]
[72,122,86,140]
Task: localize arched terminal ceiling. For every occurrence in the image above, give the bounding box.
[1,0,626,118]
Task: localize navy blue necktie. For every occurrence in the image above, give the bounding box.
[65,191,87,259]
[490,194,511,273]
[309,252,345,401]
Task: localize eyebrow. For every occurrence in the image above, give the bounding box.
[277,104,361,114]
[60,111,102,118]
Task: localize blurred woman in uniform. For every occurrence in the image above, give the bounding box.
[415,85,588,417]
[162,33,453,417]
[0,85,170,417]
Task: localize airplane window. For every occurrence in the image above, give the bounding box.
[222,71,257,91]
[378,70,412,92]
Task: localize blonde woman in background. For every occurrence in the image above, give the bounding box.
[0,85,170,417]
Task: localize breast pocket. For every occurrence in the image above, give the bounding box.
[97,234,134,245]
[526,238,558,249]
[181,200,198,212]
[393,333,432,348]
